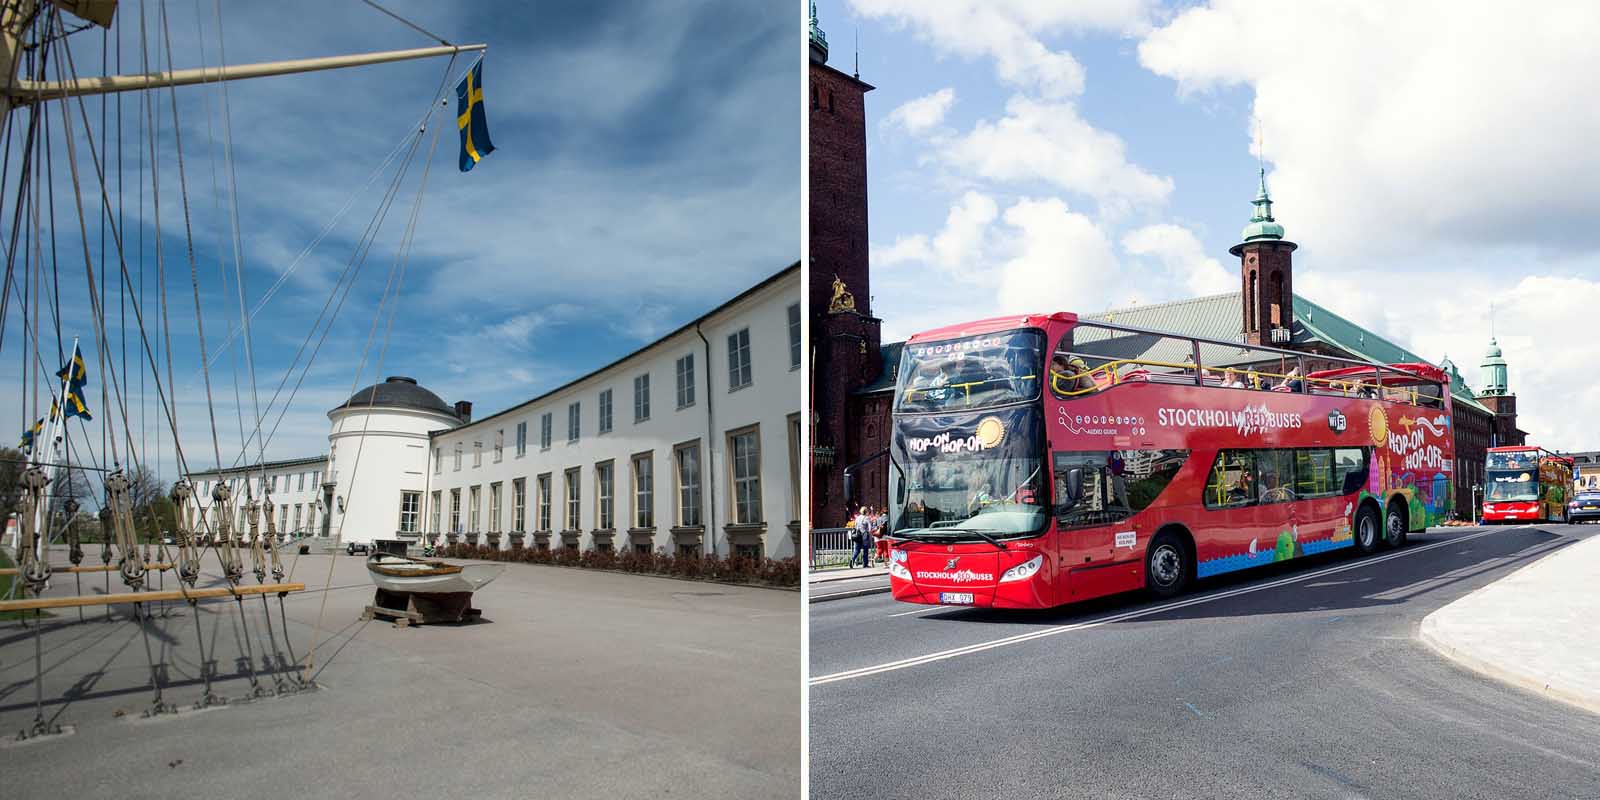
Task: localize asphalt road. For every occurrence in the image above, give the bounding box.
[809,524,1600,800]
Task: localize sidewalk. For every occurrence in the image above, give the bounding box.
[1420,534,1600,716]
[808,564,890,602]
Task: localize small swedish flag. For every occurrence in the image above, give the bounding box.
[19,417,42,452]
[456,59,496,172]
[55,343,91,421]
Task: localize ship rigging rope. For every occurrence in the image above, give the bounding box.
[304,54,455,681]
[360,0,453,48]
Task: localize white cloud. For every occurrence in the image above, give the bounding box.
[851,0,1155,97]
[881,88,956,136]
[995,198,1121,312]
[1122,223,1235,296]
[936,96,1174,214]
[1138,0,1600,257]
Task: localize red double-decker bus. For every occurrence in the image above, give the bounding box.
[1481,446,1572,524]
[885,313,1455,610]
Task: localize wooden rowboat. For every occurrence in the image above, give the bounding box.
[365,552,503,594]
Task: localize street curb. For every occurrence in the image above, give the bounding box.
[1418,618,1600,718]
[809,585,891,603]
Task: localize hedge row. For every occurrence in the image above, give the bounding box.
[434,543,800,588]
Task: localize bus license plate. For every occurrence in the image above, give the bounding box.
[939,592,974,605]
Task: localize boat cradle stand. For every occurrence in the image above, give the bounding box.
[362,588,482,628]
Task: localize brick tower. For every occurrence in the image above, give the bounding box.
[809,4,881,527]
[1229,170,1299,346]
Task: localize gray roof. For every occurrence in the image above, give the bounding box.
[853,342,903,395]
[334,376,457,418]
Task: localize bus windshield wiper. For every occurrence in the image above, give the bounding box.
[964,529,1009,550]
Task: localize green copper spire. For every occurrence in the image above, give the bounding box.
[1480,337,1508,396]
[1240,167,1285,243]
[809,1,829,63]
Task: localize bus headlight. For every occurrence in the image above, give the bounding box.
[888,561,912,581]
[999,555,1044,583]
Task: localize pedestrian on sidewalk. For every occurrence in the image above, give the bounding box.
[872,507,891,564]
[850,506,873,568]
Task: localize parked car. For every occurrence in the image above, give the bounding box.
[346,541,371,556]
[1568,492,1600,523]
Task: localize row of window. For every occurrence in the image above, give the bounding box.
[434,310,801,475]
[415,425,785,537]
[202,502,318,535]
[193,470,323,500]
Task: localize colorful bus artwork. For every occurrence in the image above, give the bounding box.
[885,312,1455,610]
[1481,446,1572,524]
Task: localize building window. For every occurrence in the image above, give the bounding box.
[512,478,526,533]
[541,413,553,450]
[494,430,504,463]
[634,374,650,422]
[279,504,289,532]
[788,302,801,370]
[298,472,306,492]
[789,414,801,521]
[633,453,654,529]
[489,482,502,533]
[676,354,695,408]
[434,448,442,475]
[568,402,582,442]
[469,485,482,533]
[537,473,552,531]
[450,489,461,533]
[564,468,581,531]
[728,328,752,390]
[598,390,613,434]
[675,441,702,528]
[399,491,420,533]
[596,461,615,530]
[308,505,318,535]
[474,441,483,468]
[729,426,762,525]
[430,491,441,533]
[453,443,462,472]
[515,421,527,457]
[293,504,303,532]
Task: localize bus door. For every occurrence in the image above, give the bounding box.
[1052,451,1134,600]
[1202,450,1274,565]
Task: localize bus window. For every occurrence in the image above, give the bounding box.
[1294,449,1335,498]
[898,330,1043,412]
[1205,451,1256,510]
[1053,450,1189,528]
[1333,448,1369,495]
[1256,450,1297,504]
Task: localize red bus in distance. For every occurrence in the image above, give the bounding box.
[886,313,1455,610]
[1482,446,1572,524]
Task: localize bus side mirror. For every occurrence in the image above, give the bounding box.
[1064,467,1084,505]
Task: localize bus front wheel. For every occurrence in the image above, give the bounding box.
[1354,504,1380,555]
[1145,531,1190,599]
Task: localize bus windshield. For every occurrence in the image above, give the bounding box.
[1486,469,1537,501]
[897,329,1043,413]
[1486,451,1537,471]
[894,407,1046,538]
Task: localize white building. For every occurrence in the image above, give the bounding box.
[190,264,802,560]
[188,455,329,539]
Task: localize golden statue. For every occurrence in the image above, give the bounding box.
[828,275,856,314]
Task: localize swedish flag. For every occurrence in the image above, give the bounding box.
[55,344,91,421]
[456,60,496,172]
[19,417,42,452]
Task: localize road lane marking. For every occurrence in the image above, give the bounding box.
[811,527,1506,686]
[887,606,942,618]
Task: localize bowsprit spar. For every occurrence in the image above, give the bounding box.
[0,0,484,741]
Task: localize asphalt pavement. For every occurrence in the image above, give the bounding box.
[809,524,1600,800]
[2,549,800,799]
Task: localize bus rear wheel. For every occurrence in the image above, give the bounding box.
[1353,505,1379,555]
[1145,531,1190,599]
[1383,503,1408,548]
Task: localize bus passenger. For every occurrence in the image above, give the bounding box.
[909,360,950,403]
[1220,368,1245,389]
[1280,367,1304,393]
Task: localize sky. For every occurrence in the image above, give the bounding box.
[0,0,798,480]
[816,0,1600,452]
